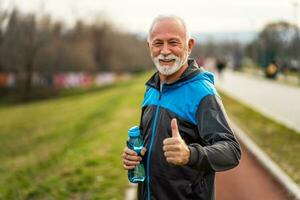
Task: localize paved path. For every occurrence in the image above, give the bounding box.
[216,142,293,200]
[216,71,300,133]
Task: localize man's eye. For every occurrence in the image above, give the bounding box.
[170,41,179,46]
[153,42,163,46]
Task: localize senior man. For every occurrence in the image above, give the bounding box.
[122,15,241,200]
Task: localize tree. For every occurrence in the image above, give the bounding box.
[246,21,299,67]
[1,9,49,100]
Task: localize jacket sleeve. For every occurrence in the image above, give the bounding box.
[187,94,241,172]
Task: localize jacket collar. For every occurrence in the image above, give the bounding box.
[146,59,204,90]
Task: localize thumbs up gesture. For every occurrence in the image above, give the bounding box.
[163,118,190,165]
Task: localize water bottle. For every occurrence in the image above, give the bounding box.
[127,126,145,183]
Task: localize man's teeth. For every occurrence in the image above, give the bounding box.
[160,59,174,62]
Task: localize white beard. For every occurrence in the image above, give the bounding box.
[152,49,189,76]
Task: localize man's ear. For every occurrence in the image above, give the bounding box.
[188,38,195,53]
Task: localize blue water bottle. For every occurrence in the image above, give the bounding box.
[127,126,145,183]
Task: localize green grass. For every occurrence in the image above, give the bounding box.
[0,73,150,200]
[220,92,300,186]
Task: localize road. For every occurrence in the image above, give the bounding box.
[216,70,300,133]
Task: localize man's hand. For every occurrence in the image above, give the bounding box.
[163,118,190,165]
[122,147,147,170]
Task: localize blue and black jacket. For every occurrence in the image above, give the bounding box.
[137,59,241,200]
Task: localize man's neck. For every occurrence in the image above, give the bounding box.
[159,63,189,84]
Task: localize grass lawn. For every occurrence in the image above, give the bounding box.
[0,73,149,200]
[220,92,300,186]
[0,71,299,200]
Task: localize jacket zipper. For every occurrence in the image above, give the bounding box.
[146,84,163,200]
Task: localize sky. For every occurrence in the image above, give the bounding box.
[1,0,300,34]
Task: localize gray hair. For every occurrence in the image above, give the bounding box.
[147,15,191,43]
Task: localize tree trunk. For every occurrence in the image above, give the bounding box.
[23,58,34,101]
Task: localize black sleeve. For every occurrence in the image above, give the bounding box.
[187,94,241,172]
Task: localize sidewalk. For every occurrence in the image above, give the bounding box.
[216,70,300,133]
[216,123,299,200]
[216,144,291,200]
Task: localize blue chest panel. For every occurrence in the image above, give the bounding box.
[142,74,218,125]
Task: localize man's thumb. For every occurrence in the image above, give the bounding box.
[171,118,180,138]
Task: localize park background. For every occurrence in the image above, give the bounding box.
[0,0,299,199]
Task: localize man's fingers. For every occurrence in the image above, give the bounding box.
[124,146,147,156]
[141,147,147,156]
[166,157,177,164]
[163,144,180,152]
[122,146,146,171]
[124,147,138,156]
[164,151,177,158]
[124,159,140,166]
[163,138,180,145]
[123,153,142,161]
[123,164,136,170]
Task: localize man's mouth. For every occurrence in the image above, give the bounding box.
[159,59,175,64]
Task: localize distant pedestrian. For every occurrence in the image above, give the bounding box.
[216,58,226,79]
[265,60,279,79]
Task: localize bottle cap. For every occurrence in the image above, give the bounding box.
[128,126,140,137]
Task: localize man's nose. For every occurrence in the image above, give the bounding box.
[160,43,171,55]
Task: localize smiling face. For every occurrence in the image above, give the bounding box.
[148,18,194,76]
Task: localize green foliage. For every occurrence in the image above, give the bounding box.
[246,20,300,68]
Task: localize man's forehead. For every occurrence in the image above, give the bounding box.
[150,19,185,40]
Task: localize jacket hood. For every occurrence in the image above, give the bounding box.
[199,69,214,84]
[146,58,214,90]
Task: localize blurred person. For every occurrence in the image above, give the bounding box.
[122,15,241,200]
[265,59,279,79]
[216,57,227,79]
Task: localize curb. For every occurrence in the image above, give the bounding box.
[125,182,137,200]
[231,122,300,200]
